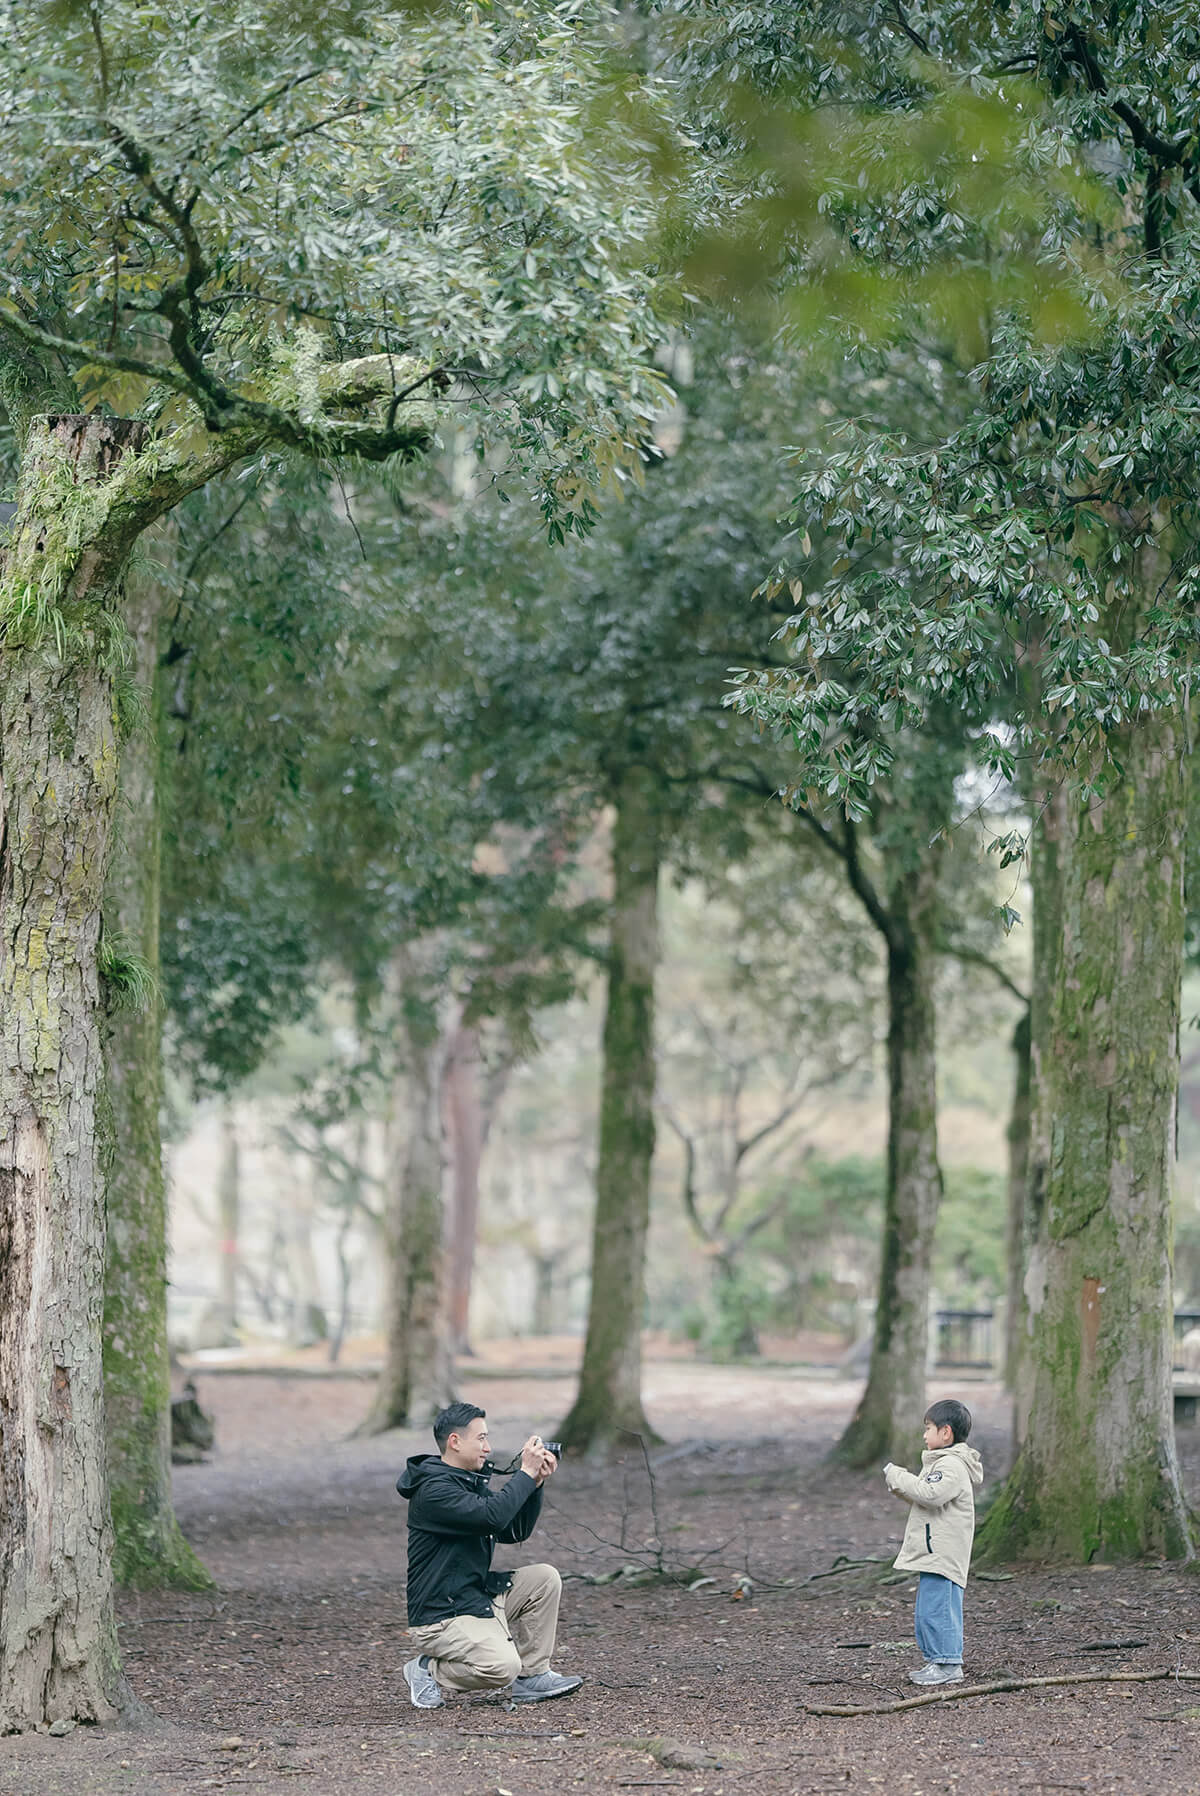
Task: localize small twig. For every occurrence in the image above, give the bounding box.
[634,1432,667,1577]
[452,1730,573,1739]
[804,1666,1200,1716]
[804,1555,890,1584]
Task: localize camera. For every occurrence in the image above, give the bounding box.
[484,1438,563,1477]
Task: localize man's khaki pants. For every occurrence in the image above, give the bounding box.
[407,1564,561,1695]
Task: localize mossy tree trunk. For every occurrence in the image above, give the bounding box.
[102,567,211,1590]
[560,769,662,1456]
[0,375,422,1731]
[0,417,149,1729]
[444,1017,484,1357]
[979,692,1193,1563]
[1007,649,1062,1429]
[358,946,454,1433]
[832,851,943,1468]
[1002,1005,1033,1393]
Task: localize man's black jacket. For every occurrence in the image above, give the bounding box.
[396,1453,544,1626]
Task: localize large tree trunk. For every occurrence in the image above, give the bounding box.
[833,854,943,1467]
[445,1019,514,1355]
[215,1100,241,1340]
[358,947,454,1433]
[102,567,211,1590]
[560,770,662,1456]
[285,1165,328,1348]
[444,1018,485,1357]
[1002,1005,1033,1394]
[979,698,1193,1562]
[0,416,148,1729]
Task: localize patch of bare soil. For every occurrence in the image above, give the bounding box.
[3,1362,1198,1796]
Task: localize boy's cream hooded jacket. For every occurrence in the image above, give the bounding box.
[883,1442,984,1588]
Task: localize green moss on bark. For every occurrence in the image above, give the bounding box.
[982,591,1194,1563]
[832,852,943,1470]
[560,768,663,1458]
[102,568,212,1590]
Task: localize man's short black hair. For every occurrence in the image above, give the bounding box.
[925,1398,972,1442]
[434,1401,486,1452]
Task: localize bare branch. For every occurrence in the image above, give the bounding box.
[660,1107,711,1245]
[940,940,1028,1006]
[839,815,895,948]
[805,1666,1200,1717]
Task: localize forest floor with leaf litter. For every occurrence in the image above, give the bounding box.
[3,1353,1199,1796]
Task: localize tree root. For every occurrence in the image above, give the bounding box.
[803,1666,1200,1716]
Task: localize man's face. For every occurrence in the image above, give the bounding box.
[447,1415,490,1471]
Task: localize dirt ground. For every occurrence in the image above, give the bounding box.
[3,1357,1199,1796]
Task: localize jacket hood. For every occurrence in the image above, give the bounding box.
[922,1442,984,1486]
[396,1452,449,1497]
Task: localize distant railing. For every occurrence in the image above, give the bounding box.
[934,1308,1200,1376]
[1174,1310,1200,1372]
[934,1309,994,1370]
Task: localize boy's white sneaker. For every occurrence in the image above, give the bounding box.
[908,1661,964,1686]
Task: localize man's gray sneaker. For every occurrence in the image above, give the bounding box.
[511,1669,583,1704]
[908,1661,964,1687]
[404,1655,445,1709]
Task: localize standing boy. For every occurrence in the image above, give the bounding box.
[883,1398,983,1686]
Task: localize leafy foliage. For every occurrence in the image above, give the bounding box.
[0,0,678,526]
[719,4,1200,801]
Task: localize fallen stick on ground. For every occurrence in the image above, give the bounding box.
[804,1555,890,1584]
[804,1666,1200,1716]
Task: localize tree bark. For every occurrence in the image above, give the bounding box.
[979,696,1193,1562]
[0,416,149,1729]
[1002,1005,1033,1394]
[559,769,662,1456]
[832,852,943,1467]
[102,566,211,1589]
[215,1100,241,1341]
[358,947,454,1432]
[444,1018,485,1357]
[285,1165,328,1348]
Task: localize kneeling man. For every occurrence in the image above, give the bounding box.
[398,1401,582,1710]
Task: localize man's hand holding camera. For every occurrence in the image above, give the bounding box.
[399,1404,581,1711]
[521,1435,558,1485]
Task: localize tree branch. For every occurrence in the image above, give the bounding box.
[733,1089,812,1170]
[660,1107,712,1246]
[940,940,1028,1007]
[839,815,895,948]
[805,1666,1200,1717]
[0,307,434,469]
[1061,23,1196,178]
[889,2,930,55]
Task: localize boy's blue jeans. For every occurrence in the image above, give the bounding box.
[914,1572,963,1664]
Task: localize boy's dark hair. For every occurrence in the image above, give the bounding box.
[434,1401,486,1451]
[925,1398,972,1443]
